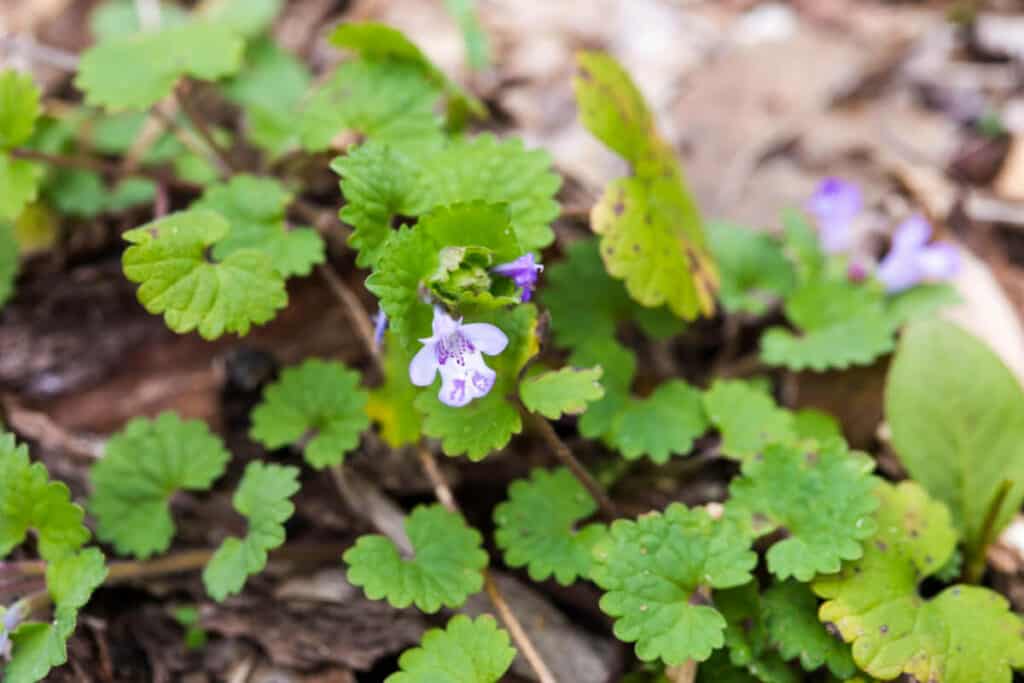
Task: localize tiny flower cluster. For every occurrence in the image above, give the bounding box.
[807,178,960,292]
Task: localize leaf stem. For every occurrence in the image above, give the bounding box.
[8,147,201,193]
[525,411,618,522]
[314,262,382,376]
[965,479,1013,584]
[174,82,236,176]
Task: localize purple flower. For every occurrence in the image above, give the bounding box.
[808,178,862,254]
[492,253,543,302]
[409,308,508,407]
[876,214,960,292]
[1,602,25,660]
[373,310,388,349]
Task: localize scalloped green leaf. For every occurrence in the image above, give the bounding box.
[201,0,282,38]
[707,221,796,315]
[574,338,637,440]
[575,51,718,321]
[0,155,44,220]
[761,278,895,371]
[387,615,515,683]
[0,220,18,307]
[122,209,288,340]
[493,468,606,585]
[194,174,324,278]
[299,59,443,153]
[202,462,300,601]
[89,0,188,40]
[609,380,709,463]
[76,22,245,111]
[334,134,560,268]
[813,481,1024,683]
[366,202,522,348]
[249,359,369,468]
[0,433,89,561]
[224,38,312,156]
[886,318,1024,562]
[761,580,855,679]
[329,21,486,127]
[703,380,795,462]
[3,549,107,683]
[415,305,539,460]
[444,0,490,70]
[345,504,487,613]
[884,282,960,328]
[591,504,757,665]
[727,440,879,581]
[0,70,40,149]
[89,413,230,559]
[713,583,799,683]
[519,366,604,419]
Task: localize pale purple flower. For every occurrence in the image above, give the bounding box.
[808,178,862,254]
[492,253,543,302]
[1,602,25,660]
[409,308,508,407]
[876,214,960,293]
[373,310,388,349]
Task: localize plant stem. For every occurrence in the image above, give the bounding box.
[9,147,201,193]
[526,411,618,522]
[416,445,558,683]
[965,479,1013,584]
[315,263,382,376]
[175,83,236,176]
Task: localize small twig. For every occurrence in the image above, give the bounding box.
[175,83,235,176]
[0,34,79,71]
[315,263,382,375]
[9,147,201,193]
[2,396,105,460]
[526,411,618,522]
[416,443,458,512]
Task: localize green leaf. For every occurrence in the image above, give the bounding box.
[0,434,89,561]
[44,169,107,217]
[75,22,244,111]
[886,318,1024,560]
[707,221,795,315]
[335,134,560,268]
[367,332,424,448]
[415,305,539,460]
[0,220,18,307]
[366,202,522,348]
[329,22,486,127]
[194,175,325,277]
[813,481,1024,682]
[0,155,44,220]
[224,38,311,156]
[443,0,491,70]
[761,580,856,679]
[761,278,895,371]
[299,59,444,153]
[386,615,515,683]
[344,504,487,612]
[122,209,288,339]
[519,366,604,419]
[0,70,41,149]
[713,583,799,683]
[573,339,637,440]
[727,440,879,581]
[591,504,756,665]
[780,209,824,282]
[884,282,960,328]
[250,359,369,469]
[575,51,718,321]
[89,413,230,559]
[609,380,709,463]
[703,380,795,462]
[4,549,107,683]
[89,0,188,40]
[200,0,282,38]
[493,468,606,585]
[203,462,300,601]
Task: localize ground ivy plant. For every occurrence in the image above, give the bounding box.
[1,3,1021,682]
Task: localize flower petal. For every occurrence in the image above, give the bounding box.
[461,323,509,355]
[877,249,922,293]
[409,342,439,386]
[918,242,960,281]
[892,214,931,250]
